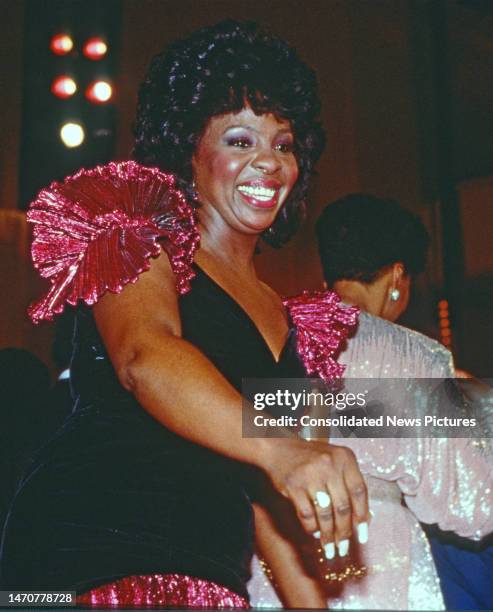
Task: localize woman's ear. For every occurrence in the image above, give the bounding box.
[387,262,411,320]
[391,262,405,288]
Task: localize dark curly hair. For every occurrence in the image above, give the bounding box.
[316,194,430,287]
[133,20,325,247]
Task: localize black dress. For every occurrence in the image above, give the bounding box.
[0,264,305,599]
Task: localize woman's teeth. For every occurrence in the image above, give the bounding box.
[237,185,277,201]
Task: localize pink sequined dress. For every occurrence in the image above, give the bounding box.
[249,311,493,610]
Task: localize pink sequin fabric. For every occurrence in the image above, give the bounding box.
[284,290,359,381]
[76,574,249,608]
[27,161,199,323]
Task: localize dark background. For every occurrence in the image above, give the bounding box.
[1,0,492,376]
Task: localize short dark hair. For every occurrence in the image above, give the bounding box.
[316,194,430,287]
[133,20,325,247]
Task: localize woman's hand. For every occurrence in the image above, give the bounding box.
[260,437,369,558]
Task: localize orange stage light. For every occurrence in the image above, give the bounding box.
[83,38,108,60]
[50,34,73,55]
[86,80,113,103]
[51,76,77,99]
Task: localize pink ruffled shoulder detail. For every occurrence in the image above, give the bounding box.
[283,291,359,381]
[27,161,199,323]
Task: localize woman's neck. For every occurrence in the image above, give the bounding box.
[197,221,259,281]
[332,280,387,319]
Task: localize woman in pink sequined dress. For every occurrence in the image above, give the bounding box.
[0,22,369,608]
[249,194,493,609]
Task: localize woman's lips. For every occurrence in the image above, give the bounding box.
[236,181,281,209]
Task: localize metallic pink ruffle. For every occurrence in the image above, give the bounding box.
[76,573,249,608]
[284,290,359,381]
[27,161,199,323]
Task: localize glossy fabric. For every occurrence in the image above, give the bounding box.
[249,312,493,610]
[77,574,249,608]
[0,265,305,599]
[27,161,199,323]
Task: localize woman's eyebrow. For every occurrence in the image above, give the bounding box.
[223,124,257,133]
[277,128,294,136]
[222,125,293,136]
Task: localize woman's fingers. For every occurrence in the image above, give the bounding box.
[326,446,369,555]
[269,439,370,557]
[310,489,336,559]
[287,487,319,535]
[343,456,370,544]
[286,485,337,560]
[308,447,369,557]
[325,482,352,556]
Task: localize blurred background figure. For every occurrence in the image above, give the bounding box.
[316,193,429,324]
[316,193,493,611]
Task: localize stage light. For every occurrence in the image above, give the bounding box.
[50,34,73,55]
[51,76,77,99]
[83,37,108,60]
[60,122,85,148]
[86,80,113,103]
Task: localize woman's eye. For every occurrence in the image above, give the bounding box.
[275,142,294,153]
[227,137,252,148]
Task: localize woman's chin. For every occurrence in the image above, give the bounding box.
[233,208,281,236]
[236,218,277,236]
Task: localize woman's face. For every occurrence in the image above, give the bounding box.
[192,106,299,236]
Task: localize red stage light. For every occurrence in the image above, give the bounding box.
[51,76,77,99]
[50,34,73,55]
[86,80,113,104]
[83,38,108,60]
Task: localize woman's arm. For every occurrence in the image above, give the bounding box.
[251,487,327,608]
[254,504,327,609]
[93,251,369,546]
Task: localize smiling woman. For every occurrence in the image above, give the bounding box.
[193,109,299,236]
[1,21,366,609]
[133,19,324,248]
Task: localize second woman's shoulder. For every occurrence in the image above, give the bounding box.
[343,311,455,378]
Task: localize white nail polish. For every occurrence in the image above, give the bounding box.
[313,530,321,539]
[324,542,335,560]
[357,522,368,544]
[337,539,349,557]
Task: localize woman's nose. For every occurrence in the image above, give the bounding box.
[252,149,281,174]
